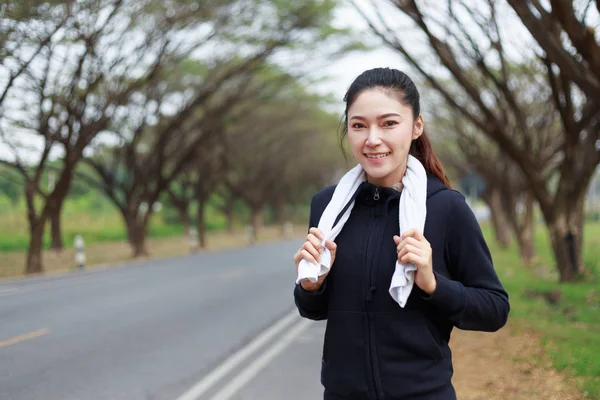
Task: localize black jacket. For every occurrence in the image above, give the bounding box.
[294,175,510,400]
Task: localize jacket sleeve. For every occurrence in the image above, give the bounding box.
[424,194,510,332]
[294,194,329,321]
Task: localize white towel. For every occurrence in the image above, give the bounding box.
[295,155,427,308]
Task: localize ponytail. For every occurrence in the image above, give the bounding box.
[411,130,451,188]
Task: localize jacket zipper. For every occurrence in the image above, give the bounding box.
[365,187,380,398]
[364,212,378,399]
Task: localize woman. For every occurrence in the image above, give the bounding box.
[293,68,509,400]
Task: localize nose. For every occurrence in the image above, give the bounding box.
[365,127,382,147]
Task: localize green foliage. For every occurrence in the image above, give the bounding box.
[487,222,600,399]
[0,167,22,204]
[0,184,253,252]
[0,0,66,21]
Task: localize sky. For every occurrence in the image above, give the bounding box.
[310,2,409,106]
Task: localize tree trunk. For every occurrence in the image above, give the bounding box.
[167,188,191,237]
[122,208,150,258]
[250,206,263,243]
[177,204,191,237]
[49,198,64,251]
[124,212,136,245]
[274,197,287,235]
[130,219,150,258]
[223,198,235,233]
[544,200,585,282]
[197,199,207,249]
[482,186,512,248]
[24,160,75,274]
[24,180,46,275]
[516,192,536,264]
[25,220,45,275]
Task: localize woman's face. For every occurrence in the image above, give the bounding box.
[347,88,423,187]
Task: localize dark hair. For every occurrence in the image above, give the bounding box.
[340,67,451,188]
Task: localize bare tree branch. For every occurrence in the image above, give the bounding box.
[506,0,600,103]
[0,6,71,106]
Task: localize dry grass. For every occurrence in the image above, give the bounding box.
[0,225,306,280]
[452,323,584,400]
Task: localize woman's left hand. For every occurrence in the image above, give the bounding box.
[393,229,437,295]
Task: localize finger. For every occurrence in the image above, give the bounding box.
[309,227,324,240]
[402,229,425,241]
[396,237,418,255]
[401,252,422,265]
[397,247,408,260]
[294,248,309,263]
[307,234,323,252]
[393,235,401,245]
[302,241,321,261]
[412,230,425,240]
[324,239,337,251]
[398,244,419,260]
[300,249,319,265]
[398,236,419,249]
[401,229,417,239]
[402,228,425,240]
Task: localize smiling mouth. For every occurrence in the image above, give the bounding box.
[365,152,391,159]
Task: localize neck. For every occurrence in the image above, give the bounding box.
[366,163,407,188]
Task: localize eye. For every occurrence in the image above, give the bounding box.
[352,123,365,129]
[383,120,398,127]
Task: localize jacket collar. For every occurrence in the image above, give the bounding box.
[355,174,447,204]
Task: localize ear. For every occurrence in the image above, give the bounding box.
[412,114,424,140]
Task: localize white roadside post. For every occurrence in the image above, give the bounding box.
[283,221,293,238]
[245,225,254,246]
[74,235,86,269]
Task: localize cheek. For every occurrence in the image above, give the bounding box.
[392,130,414,149]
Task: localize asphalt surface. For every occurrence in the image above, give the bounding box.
[0,238,325,400]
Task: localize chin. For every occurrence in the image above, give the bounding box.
[362,166,393,180]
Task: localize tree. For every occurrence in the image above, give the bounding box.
[0,166,23,205]
[0,0,70,107]
[428,71,549,263]
[458,131,536,264]
[355,0,599,281]
[84,60,266,256]
[165,174,197,238]
[0,0,247,273]
[435,139,514,250]
[81,0,350,257]
[223,78,343,242]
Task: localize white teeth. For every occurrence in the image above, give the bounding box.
[366,153,390,159]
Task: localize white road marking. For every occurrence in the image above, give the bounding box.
[208,319,313,400]
[175,310,301,400]
[0,328,50,349]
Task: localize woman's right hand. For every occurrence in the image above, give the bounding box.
[293,227,337,292]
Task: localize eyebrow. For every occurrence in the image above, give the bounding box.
[350,113,402,121]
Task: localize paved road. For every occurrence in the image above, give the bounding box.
[0,239,325,400]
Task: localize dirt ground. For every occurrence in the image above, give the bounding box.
[451,325,583,400]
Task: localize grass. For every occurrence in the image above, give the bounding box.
[486,221,600,399]
[0,195,234,252]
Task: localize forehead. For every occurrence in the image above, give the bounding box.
[348,89,408,115]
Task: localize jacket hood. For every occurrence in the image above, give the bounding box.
[426,174,448,199]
